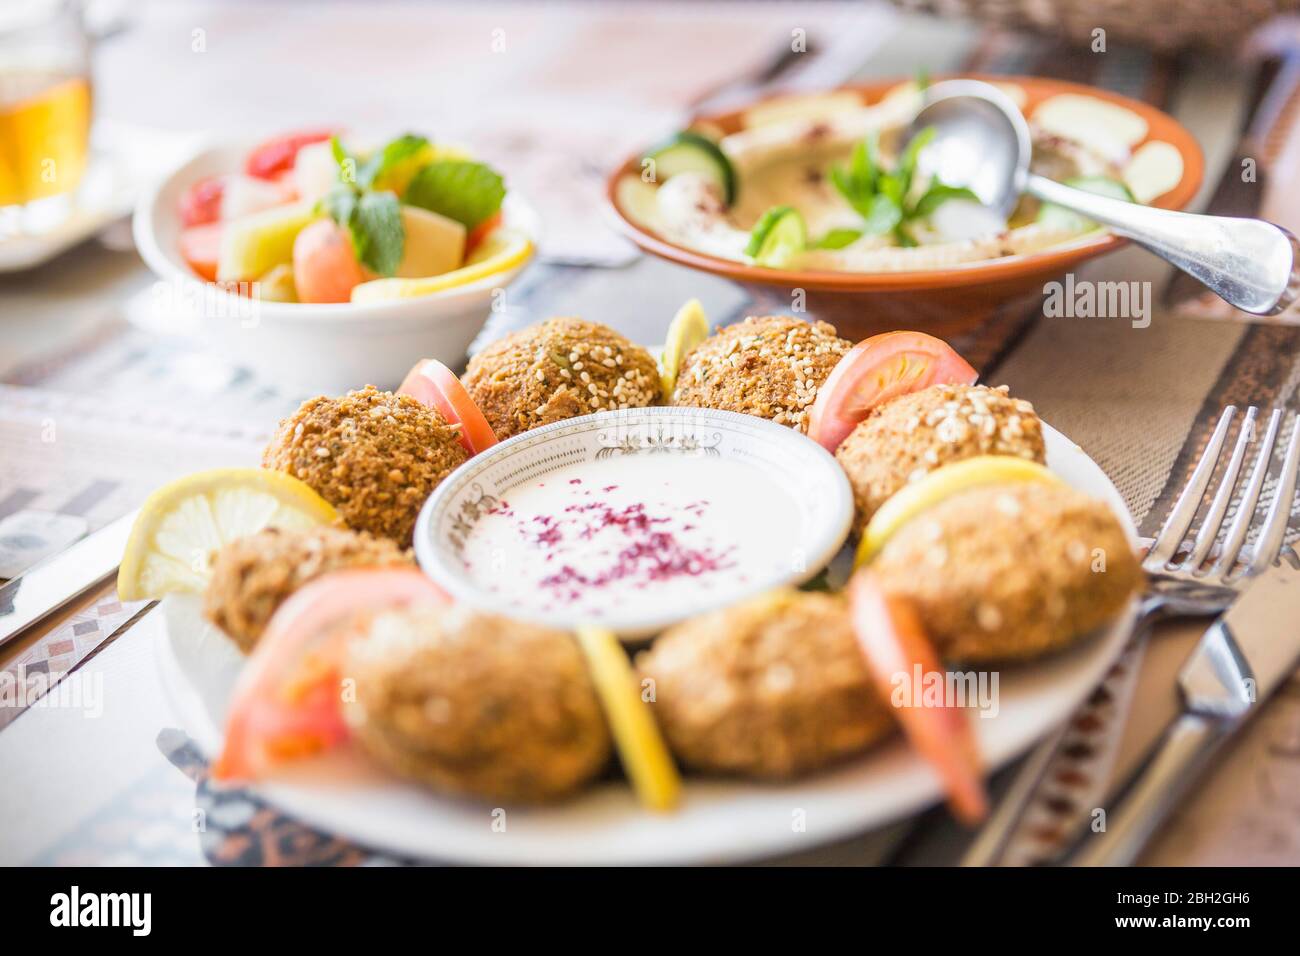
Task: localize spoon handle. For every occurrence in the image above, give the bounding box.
[1026,173,1300,316]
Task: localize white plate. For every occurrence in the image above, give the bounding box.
[131,142,539,393]
[154,422,1137,865]
[414,407,854,639]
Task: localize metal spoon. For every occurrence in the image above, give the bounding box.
[907,79,1300,316]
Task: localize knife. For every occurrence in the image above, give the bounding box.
[0,510,137,650]
[1066,561,1300,866]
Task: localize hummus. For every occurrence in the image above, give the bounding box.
[619,82,1183,274]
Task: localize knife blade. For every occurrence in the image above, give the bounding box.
[1179,561,1300,715]
[0,509,137,650]
[1067,562,1300,866]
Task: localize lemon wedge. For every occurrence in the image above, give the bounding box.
[349,227,533,303]
[574,625,681,812]
[118,468,338,601]
[660,298,710,401]
[855,455,1060,568]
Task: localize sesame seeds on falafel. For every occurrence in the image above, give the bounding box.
[836,383,1046,530]
[670,315,851,433]
[203,524,413,652]
[462,317,661,440]
[262,385,467,545]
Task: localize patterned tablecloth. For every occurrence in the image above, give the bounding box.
[2,0,1299,866]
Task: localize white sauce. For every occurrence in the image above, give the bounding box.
[459,455,803,624]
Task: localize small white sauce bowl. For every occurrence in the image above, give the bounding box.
[132,143,539,394]
[414,406,854,640]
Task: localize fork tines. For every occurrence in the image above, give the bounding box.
[1146,406,1300,582]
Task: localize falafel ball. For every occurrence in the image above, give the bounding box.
[344,606,611,803]
[461,317,661,440]
[262,385,467,545]
[637,590,894,779]
[203,524,412,652]
[870,481,1140,662]
[671,315,851,433]
[836,383,1046,530]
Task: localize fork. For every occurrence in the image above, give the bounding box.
[962,404,1300,866]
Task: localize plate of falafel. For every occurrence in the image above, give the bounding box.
[121,307,1141,864]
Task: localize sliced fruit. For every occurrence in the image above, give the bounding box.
[395,205,466,279]
[848,572,987,825]
[117,468,337,601]
[245,128,336,180]
[292,140,341,204]
[217,201,315,282]
[465,209,502,255]
[349,227,533,303]
[220,173,293,221]
[1036,175,1134,232]
[855,455,1060,568]
[744,205,806,267]
[255,263,297,302]
[214,568,448,781]
[179,175,225,227]
[644,131,737,205]
[660,298,710,400]
[808,331,978,454]
[293,217,370,303]
[398,358,497,455]
[179,221,223,281]
[369,140,436,195]
[574,625,681,812]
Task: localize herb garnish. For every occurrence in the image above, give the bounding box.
[828,126,978,247]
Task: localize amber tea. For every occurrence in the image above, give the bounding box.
[0,69,91,207]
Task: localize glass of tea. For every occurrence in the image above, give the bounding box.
[0,0,92,226]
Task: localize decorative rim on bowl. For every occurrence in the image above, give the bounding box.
[605,73,1205,292]
[414,406,855,639]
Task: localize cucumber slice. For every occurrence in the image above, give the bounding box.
[1066,175,1136,202]
[744,205,807,267]
[644,131,737,205]
[1036,175,1135,231]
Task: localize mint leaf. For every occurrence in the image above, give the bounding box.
[317,184,405,276]
[912,178,980,219]
[359,133,430,189]
[353,191,404,275]
[318,184,357,227]
[896,126,934,196]
[861,193,903,235]
[329,136,358,185]
[811,228,862,250]
[404,159,505,230]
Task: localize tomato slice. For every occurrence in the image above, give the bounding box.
[213,567,448,782]
[179,222,223,281]
[244,128,337,180]
[398,358,499,455]
[178,175,225,227]
[848,571,987,825]
[808,331,978,453]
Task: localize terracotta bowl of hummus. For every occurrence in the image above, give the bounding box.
[606,75,1203,340]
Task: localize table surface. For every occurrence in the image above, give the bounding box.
[3,0,1300,867]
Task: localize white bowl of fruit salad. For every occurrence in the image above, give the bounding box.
[133,130,538,393]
